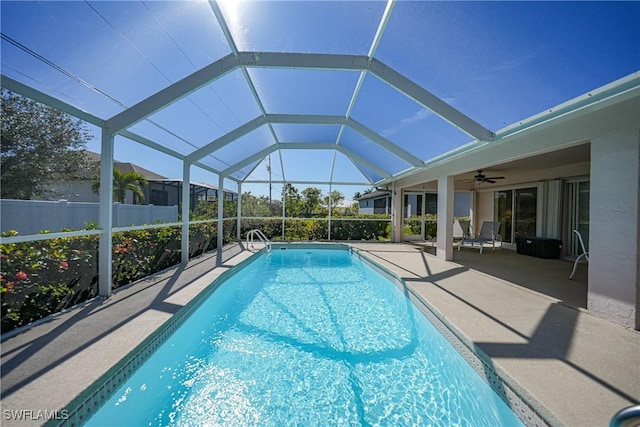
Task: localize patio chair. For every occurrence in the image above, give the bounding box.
[453,219,471,241]
[569,229,589,280]
[429,219,471,246]
[458,221,502,254]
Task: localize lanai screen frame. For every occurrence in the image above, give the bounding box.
[0,0,501,297]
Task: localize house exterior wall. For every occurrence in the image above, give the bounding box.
[40,181,99,203]
[358,196,391,215]
[476,191,494,236]
[358,199,375,215]
[391,86,640,329]
[359,193,470,217]
[588,128,639,329]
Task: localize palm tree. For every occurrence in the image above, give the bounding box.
[92,169,148,204]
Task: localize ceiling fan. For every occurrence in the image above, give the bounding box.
[460,170,505,184]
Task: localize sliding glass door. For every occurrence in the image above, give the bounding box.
[494,190,513,243]
[402,191,438,241]
[494,187,537,244]
[567,181,590,256]
[514,188,538,237]
[403,192,423,241]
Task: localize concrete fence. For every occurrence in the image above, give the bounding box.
[1,199,178,235]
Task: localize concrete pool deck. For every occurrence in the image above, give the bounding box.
[1,242,638,426]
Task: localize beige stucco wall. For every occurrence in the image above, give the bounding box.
[588,128,640,329]
[475,191,494,237]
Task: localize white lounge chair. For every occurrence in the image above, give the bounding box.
[458,221,502,254]
[569,229,589,280]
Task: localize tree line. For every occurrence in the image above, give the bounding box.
[192,184,358,220]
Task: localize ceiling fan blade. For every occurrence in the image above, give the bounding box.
[484,179,497,184]
[484,176,505,180]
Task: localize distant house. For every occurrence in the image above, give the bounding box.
[356,189,471,217]
[40,151,236,209]
[356,190,392,215]
[146,179,237,212]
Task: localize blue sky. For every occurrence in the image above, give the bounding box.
[2,1,639,201]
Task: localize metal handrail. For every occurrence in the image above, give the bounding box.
[610,404,640,427]
[246,229,271,253]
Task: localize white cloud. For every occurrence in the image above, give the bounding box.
[381,108,432,137]
[402,108,432,124]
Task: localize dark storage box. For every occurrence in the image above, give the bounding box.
[515,236,562,259]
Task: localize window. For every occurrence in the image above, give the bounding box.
[150,189,168,206]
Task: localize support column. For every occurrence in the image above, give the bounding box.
[390,182,397,242]
[282,184,286,240]
[392,185,403,242]
[328,183,332,240]
[98,130,114,297]
[588,129,639,329]
[181,162,190,264]
[469,190,476,236]
[216,175,224,265]
[436,175,454,261]
[237,182,242,241]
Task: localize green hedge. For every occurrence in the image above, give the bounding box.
[1,231,99,334]
[1,217,387,333]
[0,223,230,333]
[241,216,391,241]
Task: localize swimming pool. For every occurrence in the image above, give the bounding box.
[75,245,541,426]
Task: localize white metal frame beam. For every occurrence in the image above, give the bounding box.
[331,0,397,181]
[335,145,392,179]
[1,75,105,128]
[222,145,278,176]
[244,179,370,186]
[222,142,391,180]
[104,51,493,141]
[367,59,495,141]
[188,114,422,177]
[186,116,267,162]
[346,118,423,166]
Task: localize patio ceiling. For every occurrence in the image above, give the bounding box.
[1,1,638,188]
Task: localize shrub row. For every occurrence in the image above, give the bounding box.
[0,222,232,333]
[1,217,384,333]
[240,216,391,241]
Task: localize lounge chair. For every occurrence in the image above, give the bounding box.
[430,219,471,246]
[458,221,502,254]
[569,229,589,280]
[453,219,471,241]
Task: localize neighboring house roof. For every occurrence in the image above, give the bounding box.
[82,150,168,180]
[335,199,356,208]
[356,190,391,202]
[80,153,238,196]
[115,163,167,180]
[147,178,235,194]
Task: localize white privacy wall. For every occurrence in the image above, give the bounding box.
[0,200,178,234]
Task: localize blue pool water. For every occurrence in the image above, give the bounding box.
[86,248,525,426]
